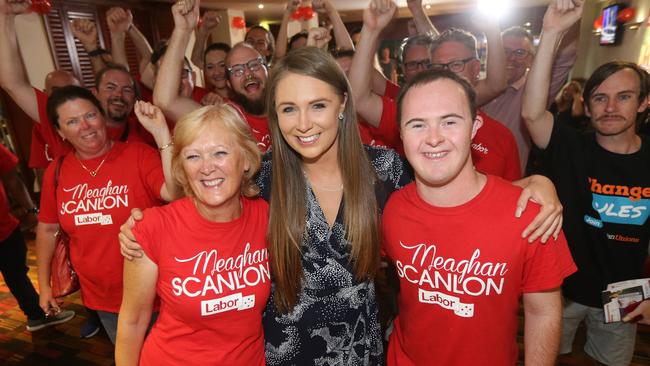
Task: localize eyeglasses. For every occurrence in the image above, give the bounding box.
[227,58,266,77]
[431,58,476,73]
[504,48,532,60]
[403,59,432,71]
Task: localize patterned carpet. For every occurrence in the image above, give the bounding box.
[1,235,649,365]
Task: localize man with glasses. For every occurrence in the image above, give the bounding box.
[430,28,521,180]
[482,21,579,171]
[224,43,271,151]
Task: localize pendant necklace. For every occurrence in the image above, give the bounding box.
[76,143,112,177]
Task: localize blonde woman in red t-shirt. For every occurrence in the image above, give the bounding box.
[35,86,178,344]
[115,103,268,366]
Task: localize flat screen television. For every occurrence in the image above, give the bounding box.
[600,4,623,46]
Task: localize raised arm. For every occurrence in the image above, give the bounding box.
[107,7,133,69]
[313,0,354,51]
[274,0,300,60]
[522,0,584,149]
[0,0,40,122]
[127,17,154,75]
[70,19,108,75]
[133,101,179,201]
[349,0,396,127]
[153,0,201,122]
[307,26,332,50]
[473,17,507,106]
[190,10,221,69]
[406,0,438,36]
[523,289,562,366]
[115,252,157,366]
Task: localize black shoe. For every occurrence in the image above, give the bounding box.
[26,310,75,331]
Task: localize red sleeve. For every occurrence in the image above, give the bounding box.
[521,230,577,293]
[0,144,19,175]
[132,206,164,265]
[385,80,400,100]
[136,144,165,200]
[34,87,49,124]
[379,95,404,155]
[502,130,522,181]
[28,126,49,168]
[39,160,59,224]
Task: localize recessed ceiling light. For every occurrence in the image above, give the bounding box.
[425,4,431,9]
[524,22,531,27]
[258,4,264,9]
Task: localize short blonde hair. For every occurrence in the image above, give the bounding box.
[171,104,261,198]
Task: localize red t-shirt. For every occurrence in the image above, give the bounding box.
[382,177,576,366]
[377,95,405,156]
[132,197,269,366]
[226,101,271,152]
[385,80,400,100]
[28,124,49,168]
[358,112,402,151]
[39,142,164,312]
[473,110,522,181]
[0,144,19,241]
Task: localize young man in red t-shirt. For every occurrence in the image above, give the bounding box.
[382,66,576,364]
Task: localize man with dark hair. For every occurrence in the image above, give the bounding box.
[522,2,650,364]
[384,66,575,365]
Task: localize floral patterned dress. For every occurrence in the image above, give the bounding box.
[257,146,412,365]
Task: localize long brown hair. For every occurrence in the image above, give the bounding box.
[265,47,380,312]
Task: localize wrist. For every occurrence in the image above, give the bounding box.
[83,43,98,52]
[88,48,109,57]
[26,207,39,214]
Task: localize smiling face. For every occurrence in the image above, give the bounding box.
[400,78,481,189]
[56,98,109,159]
[204,49,228,90]
[502,35,534,85]
[586,68,647,138]
[245,27,272,58]
[181,123,250,222]
[226,45,268,104]
[94,69,136,124]
[274,72,346,164]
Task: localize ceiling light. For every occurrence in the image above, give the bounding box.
[477,0,511,20]
[524,22,531,27]
[258,4,264,9]
[425,4,431,9]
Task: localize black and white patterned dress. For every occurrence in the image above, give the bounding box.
[256,146,412,366]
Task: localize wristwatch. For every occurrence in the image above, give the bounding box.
[26,207,39,214]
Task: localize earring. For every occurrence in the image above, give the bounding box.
[338,113,344,121]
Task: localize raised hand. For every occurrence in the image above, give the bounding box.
[312,0,332,14]
[363,0,396,33]
[200,10,221,31]
[172,0,200,31]
[286,0,301,14]
[405,0,423,10]
[542,0,584,33]
[307,26,332,49]
[200,92,224,106]
[134,101,168,136]
[70,19,98,47]
[0,0,31,15]
[106,7,133,34]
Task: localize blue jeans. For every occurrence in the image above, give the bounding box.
[97,310,158,344]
